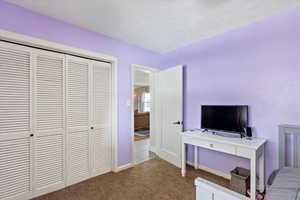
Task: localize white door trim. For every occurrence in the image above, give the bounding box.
[131,64,159,164]
[0,29,119,172]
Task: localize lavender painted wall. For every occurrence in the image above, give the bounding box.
[0,1,164,166]
[1,0,299,179]
[159,7,300,179]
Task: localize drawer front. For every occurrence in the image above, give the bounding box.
[236,147,252,159]
[196,140,236,155]
[209,142,236,155]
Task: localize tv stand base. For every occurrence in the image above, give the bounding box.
[181,131,266,200]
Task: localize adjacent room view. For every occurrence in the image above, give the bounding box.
[0,1,300,200]
[133,67,156,163]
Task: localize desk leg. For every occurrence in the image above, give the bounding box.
[194,145,198,169]
[250,155,257,200]
[259,148,265,192]
[181,142,186,177]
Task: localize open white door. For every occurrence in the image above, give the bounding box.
[156,65,183,167]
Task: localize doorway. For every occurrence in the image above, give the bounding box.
[131,65,158,164]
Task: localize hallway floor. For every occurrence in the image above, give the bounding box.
[34,158,229,200]
[134,138,150,163]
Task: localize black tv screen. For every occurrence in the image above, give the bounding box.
[201,105,248,133]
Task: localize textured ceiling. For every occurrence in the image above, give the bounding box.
[5,0,300,53]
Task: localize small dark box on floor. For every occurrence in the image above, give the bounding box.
[230,167,250,195]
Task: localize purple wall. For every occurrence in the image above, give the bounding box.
[159,7,300,179]
[1,0,299,178]
[0,1,164,166]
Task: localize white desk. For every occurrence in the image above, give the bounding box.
[181,131,266,200]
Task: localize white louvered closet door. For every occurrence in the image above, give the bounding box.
[90,61,112,176]
[33,50,65,196]
[66,55,90,186]
[0,42,33,200]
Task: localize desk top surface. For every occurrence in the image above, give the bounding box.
[181,130,266,150]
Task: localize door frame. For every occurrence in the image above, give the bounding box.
[0,29,119,173]
[131,64,159,164]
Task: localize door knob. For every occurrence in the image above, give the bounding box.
[173,121,181,125]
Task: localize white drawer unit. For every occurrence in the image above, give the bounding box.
[181,131,266,200]
[204,141,236,155]
[195,178,249,200]
[184,137,237,155]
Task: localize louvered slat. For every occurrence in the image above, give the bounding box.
[0,138,31,199]
[0,45,30,136]
[35,134,64,189]
[0,42,32,200]
[66,56,90,185]
[93,128,111,173]
[36,55,64,131]
[67,60,89,129]
[94,63,111,126]
[91,62,112,176]
[34,51,65,195]
[68,131,90,185]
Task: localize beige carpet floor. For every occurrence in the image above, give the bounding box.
[33,158,229,200]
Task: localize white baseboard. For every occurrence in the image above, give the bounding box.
[114,163,134,173]
[135,157,151,165]
[187,161,231,180]
[149,145,157,153]
[115,160,230,180]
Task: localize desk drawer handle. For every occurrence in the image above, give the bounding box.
[210,144,214,148]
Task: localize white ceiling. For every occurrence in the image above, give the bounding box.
[5,0,300,53]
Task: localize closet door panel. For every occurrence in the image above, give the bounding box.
[91,62,112,176]
[0,42,31,138]
[35,52,64,131]
[66,56,90,185]
[0,42,32,200]
[0,138,31,200]
[69,130,89,183]
[92,128,111,175]
[34,50,65,195]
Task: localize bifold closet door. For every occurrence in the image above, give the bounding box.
[33,50,65,196]
[0,40,112,199]
[0,42,33,200]
[66,56,112,185]
[90,61,112,176]
[66,55,90,185]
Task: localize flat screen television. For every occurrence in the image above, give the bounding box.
[201,105,248,134]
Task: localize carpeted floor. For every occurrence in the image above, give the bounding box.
[33,158,229,200]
